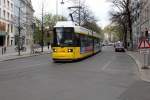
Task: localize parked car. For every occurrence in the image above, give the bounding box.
[102,42,108,46]
[114,41,125,52]
[108,42,114,46]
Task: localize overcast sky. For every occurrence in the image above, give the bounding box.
[31,0,111,28]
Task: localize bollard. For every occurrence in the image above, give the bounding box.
[141,50,150,69]
[148,49,150,66]
[4,47,6,54]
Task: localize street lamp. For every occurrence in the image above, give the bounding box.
[61,0,64,4]
[56,0,73,17]
[41,1,44,52]
[14,3,25,56]
[56,0,58,16]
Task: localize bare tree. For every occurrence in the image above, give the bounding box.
[109,0,133,49]
[110,11,128,47]
[68,0,101,33]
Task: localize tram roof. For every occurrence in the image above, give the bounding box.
[54,21,77,28]
[54,21,101,38]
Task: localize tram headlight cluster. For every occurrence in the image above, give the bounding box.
[68,49,73,52]
[53,49,57,52]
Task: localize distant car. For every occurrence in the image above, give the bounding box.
[114,41,125,52]
[108,42,114,46]
[102,42,107,46]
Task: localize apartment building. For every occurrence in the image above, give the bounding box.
[25,0,34,45]
[140,0,150,39]
[131,0,141,48]
[131,0,150,49]
[0,0,34,47]
[14,0,34,46]
[0,0,14,46]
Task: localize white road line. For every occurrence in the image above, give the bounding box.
[101,60,112,71]
[0,62,49,72]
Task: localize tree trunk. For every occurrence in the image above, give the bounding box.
[123,24,128,48]
[127,0,133,50]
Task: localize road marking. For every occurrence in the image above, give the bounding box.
[101,60,112,71]
[0,62,49,72]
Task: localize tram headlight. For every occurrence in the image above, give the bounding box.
[68,49,73,52]
[53,49,57,52]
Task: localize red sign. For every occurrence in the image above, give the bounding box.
[138,38,150,49]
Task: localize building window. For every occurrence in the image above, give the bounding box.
[0,8,1,18]
[11,14,12,20]
[7,0,9,8]
[7,24,9,32]
[11,3,13,10]
[11,24,13,32]
[3,10,5,19]
[3,0,5,5]
[7,12,9,20]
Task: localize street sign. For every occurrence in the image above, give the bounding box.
[140,49,149,54]
[138,38,150,49]
[138,37,150,69]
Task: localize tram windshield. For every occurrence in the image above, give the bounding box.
[53,27,75,46]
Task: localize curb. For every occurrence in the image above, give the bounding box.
[0,52,51,63]
[126,51,150,82]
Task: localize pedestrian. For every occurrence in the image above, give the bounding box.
[47,42,50,50]
[4,46,6,54]
[2,47,3,55]
[31,44,35,54]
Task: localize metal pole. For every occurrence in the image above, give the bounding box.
[41,2,44,52]
[79,0,81,26]
[142,53,149,69]
[61,0,64,20]
[92,31,94,54]
[144,54,146,67]
[149,49,150,66]
[18,7,21,56]
[56,0,58,17]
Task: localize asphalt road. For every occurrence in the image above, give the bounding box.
[0,46,150,100]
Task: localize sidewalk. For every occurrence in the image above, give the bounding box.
[0,46,51,62]
[127,51,150,82]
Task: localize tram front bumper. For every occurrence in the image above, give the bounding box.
[52,52,75,60]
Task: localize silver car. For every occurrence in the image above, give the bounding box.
[114,41,125,52]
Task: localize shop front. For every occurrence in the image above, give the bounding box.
[0,21,6,46]
[0,32,6,46]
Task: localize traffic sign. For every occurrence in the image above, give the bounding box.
[140,49,149,54]
[138,38,150,49]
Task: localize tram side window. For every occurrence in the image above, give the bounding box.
[85,36,89,47]
[86,36,91,47]
[94,38,100,46]
[80,35,86,47]
[75,34,81,46]
[89,37,93,46]
[80,35,93,47]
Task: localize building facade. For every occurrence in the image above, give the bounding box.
[14,0,34,46]
[140,0,150,39]
[131,0,150,48]
[0,0,34,47]
[131,0,141,48]
[0,0,14,46]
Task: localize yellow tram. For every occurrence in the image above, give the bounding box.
[51,21,102,62]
